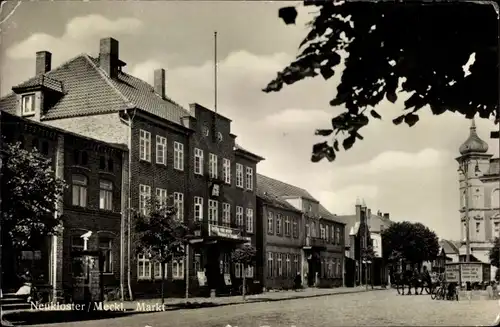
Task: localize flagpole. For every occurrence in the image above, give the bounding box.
[214,31,218,114]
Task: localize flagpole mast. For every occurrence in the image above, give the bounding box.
[214,31,218,114]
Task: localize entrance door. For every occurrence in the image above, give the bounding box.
[71,252,103,304]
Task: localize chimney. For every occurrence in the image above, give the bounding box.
[384,213,390,219]
[366,208,372,228]
[154,69,166,98]
[355,198,362,222]
[36,51,52,75]
[99,37,119,78]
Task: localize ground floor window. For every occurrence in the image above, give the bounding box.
[137,255,151,279]
[172,259,184,279]
[245,265,254,278]
[98,237,113,273]
[267,252,273,277]
[235,263,242,278]
[153,262,162,279]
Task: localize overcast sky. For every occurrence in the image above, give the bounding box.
[1,1,498,241]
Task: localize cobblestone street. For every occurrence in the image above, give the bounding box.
[26,289,500,327]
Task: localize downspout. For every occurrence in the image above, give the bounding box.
[120,109,136,300]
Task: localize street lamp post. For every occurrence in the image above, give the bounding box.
[458,160,480,264]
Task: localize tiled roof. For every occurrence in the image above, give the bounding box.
[256,174,318,201]
[256,185,301,213]
[0,54,191,127]
[439,239,460,255]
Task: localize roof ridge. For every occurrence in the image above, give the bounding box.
[83,54,135,109]
[257,173,313,197]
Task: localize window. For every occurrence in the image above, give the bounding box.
[72,174,87,207]
[320,224,326,239]
[21,94,35,115]
[236,164,244,188]
[156,135,167,164]
[235,262,242,278]
[492,189,500,209]
[153,262,162,279]
[495,222,500,234]
[71,236,84,252]
[99,180,113,210]
[156,188,168,206]
[174,192,184,221]
[476,222,481,234]
[245,167,253,190]
[245,265,254,278]
[236,206,244,227]
[139,130,151,162]
[108,159,114,172]
[139,184,151,215]
[194,148,203,175]
[285,254,291,277]
[267,252,273,277]
[293,255,299,276]
[137,254,151,279]
[335,227,341,245]
[194,197,203,221]
[223,158,231,184]
[311,222,316,237]
[222,203,231,226]
[246,208,254,233]
[335,258,341,276]
[41,141,49,155]
[209,153,218,179]
[277,253,283,276]
[99,156,106,170]
[331,226,335,243]
[32,138,39,151]
[285,216,291,236]
[306,223,310,237]
[276,214,282,235]
[174,142,184,170]
[99,237,113,273]
[208,200,218,224]
[325,225,329,241]
[267,211,274,234]
[293,220,298,238]
[172,259,184,279]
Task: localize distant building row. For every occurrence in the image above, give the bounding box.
[0,37,349,300]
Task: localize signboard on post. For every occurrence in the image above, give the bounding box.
[461,263,482,283]
[445,264,460,282]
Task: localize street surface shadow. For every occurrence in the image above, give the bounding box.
[2,310,146,325]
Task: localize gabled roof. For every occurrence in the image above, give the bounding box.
[439,239,460,255]
[256,174,318,202]
[0,54,191,127]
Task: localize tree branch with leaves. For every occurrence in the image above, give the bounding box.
[231,243,256,300]
[134,197,190,305]
[265,1,500,163]
[1,142,67,250]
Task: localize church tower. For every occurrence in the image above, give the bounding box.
[456,119,496,264]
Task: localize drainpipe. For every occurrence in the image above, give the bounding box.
[120,109,136,300]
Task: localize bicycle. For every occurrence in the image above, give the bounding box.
[431,286,446,300]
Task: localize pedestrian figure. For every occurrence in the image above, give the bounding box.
[294,272,302,291]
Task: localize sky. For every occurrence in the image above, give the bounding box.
[0,1,498,241]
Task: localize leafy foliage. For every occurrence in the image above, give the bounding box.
[264,1,500,162]
[134,197,190,264]
[381,221,439,265]
[489,237,500,268]
[361,244,376,261]
[231,243,257,266]
[1,142,67,249]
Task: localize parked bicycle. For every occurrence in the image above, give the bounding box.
[431,282,458,301]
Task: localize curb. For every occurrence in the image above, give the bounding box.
[163,287,387,311]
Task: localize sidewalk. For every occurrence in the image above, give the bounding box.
[113,285,386,311]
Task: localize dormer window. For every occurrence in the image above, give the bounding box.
[21,94,35,116]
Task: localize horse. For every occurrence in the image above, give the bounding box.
[392,269,416,295]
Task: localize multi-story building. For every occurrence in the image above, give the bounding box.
[256,184,303,290]
[336,200,392,287]
[256,174,345,289]
[0,111,126,301]
[0,37,264,299]
[440,120,500,277]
